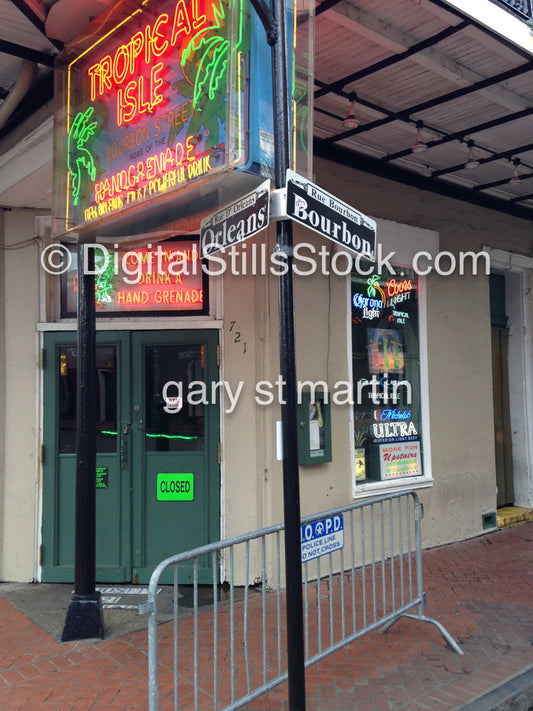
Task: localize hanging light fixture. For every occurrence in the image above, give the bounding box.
[411,121,427,153]
[342,98,359,130]
[464,140,479,169]
[509,158,521,185]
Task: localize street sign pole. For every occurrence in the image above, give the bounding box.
[250,0,307,706]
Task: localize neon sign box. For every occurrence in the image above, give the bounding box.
[53,0,313,236]
[61,240,207,316]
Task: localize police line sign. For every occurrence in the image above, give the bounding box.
[300,514,344,563]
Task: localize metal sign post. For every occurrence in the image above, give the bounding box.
[249,0,307,707]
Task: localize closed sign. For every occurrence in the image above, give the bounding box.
[157,473,194,501]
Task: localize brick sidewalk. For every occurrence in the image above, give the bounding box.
[0,523,532,710]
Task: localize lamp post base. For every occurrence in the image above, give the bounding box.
[61,592,104,642]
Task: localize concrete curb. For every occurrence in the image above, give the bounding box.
[458,666,533,711]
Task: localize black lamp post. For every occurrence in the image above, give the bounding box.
[250,0,307,706]
[62,242,104,642]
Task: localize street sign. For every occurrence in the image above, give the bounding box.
[286,169,376,259]
[300,513,344,563]
[200,180,271,257]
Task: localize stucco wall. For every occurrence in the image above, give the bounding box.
[220,223,358,583]
[314,156,532,546]
[220,239,273,540]
[221,156,532,567]
[422,270,496,543]
[0,154,531,582]
[221,226,357,525]
[0,209,40,581]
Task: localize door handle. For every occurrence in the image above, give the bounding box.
[120,424,130,469]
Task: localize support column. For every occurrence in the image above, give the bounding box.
[62,242,104,642]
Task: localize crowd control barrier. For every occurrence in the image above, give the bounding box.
[140,490,463,710]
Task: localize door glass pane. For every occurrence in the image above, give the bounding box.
[58,346,118,453]
[145,345,204,451]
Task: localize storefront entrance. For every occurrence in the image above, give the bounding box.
[41,329,220,584]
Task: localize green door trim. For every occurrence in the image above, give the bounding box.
[41,329,220,584]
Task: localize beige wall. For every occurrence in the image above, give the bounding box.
[422,269,496,543]
[221,228,355,518]
[220,224,357,582]
[220,236,273,539]
[305,157,531,546]
[0,154,532,581]
[221,156,533,572]
[0,209,40,581]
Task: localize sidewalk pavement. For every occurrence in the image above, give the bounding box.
[0,522,532,711]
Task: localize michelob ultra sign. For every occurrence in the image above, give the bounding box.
[53,0,313,236]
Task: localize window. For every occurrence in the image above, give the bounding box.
[58,345,117,453]
[351,266,426,488]
[59,238,208,317]
[144,344,205,452]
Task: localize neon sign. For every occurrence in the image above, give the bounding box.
[385,278,413,297]
[53,0,314,235]
[367,274,386,305]
[68,107,98,207]
[56,0,250,231]
[85,0,230,124]
[373,408,411,421]
[61,240,207,316]
[372,420,418,442]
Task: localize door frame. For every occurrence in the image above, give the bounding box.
[485,248,533,509]
[491,326,514,507]
[40,328,220,583]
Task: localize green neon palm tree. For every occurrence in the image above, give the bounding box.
[68,107,98,206]
[173,0,246,149]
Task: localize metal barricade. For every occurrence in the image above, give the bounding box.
[140,490,463,710]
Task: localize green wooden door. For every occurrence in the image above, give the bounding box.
[130,330,220,584]
[41,330,220,584]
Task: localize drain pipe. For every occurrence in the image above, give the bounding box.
[0,61,37,132]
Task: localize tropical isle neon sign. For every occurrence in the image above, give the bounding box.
[61,0,248,229]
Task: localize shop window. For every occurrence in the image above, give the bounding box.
[351,267,424,487]
[59,346,117,453]
[145,344,205,452]
[59,238,208,318]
